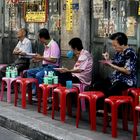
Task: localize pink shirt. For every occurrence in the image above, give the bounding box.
[43,39,60,66]
[72,49,93,85]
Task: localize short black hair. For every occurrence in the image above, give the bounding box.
[109,32,128,46]
[68,38,83,51]
[39,28,50,40]
[21,28,28,37]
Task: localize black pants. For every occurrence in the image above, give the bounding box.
[14,58,30,75]
[56,72,81,86]
[93,78,131,97]
[93,78,131,110]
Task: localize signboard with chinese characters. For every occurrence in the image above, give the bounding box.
[66,0,73,31]
[24,0,48,23]
[93,0,103,19]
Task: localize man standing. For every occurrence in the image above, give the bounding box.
[13,28,32,75]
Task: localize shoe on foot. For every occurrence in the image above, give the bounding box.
[47,97,52,104]
[32,96,38,102]
[47,106,52,110]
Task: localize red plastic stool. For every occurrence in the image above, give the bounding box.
[123,88,140,107]
[123,88,140,120]
[133,105,140,140]
[73,83,87,111]
[0,77,20,103]
[39,83,59,115]
[14,78,39,109]
[76,91,104,130]
[103,96,134,138]
[51,86,79,122]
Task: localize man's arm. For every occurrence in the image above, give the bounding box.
[13,47,22,55]
[57,68,82,73]
[33,54,57,63]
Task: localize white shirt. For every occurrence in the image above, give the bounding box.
[15,37,32,58]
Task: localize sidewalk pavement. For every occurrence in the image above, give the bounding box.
[0,94,135,140]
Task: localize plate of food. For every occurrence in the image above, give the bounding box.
[99,60,111,64]
[53,68,64,71]
[26,53,37,56]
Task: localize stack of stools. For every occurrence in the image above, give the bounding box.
[76,91,104,130]
[103,96,134,138]
[14,78,39,109]
[52,86,79,122]
[0,76,20,103]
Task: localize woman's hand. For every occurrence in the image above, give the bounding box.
[102,52,109,60]
[59,68,69,73]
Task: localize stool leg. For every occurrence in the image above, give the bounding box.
[60,92,66,122]
[14,82,18,106]
[0,80,5,101]
[76,97,81,128]
[52,92,59,119]
[103,103,108,133]
[92,99,96,131]
[43,88,48,115]
[89,99,93,130]
[67,93,72,116]
[133,110,138,140]
[38,88,42,113]
[21,84,27,109]
[112,105,118,138]
[122,104,128,131]
[54,91,59,111]
[7,80,12,103]
[28,84,32,104]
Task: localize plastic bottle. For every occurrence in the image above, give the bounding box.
[53,76,58,84]
[6,66,11,78]
[11,66,15,78]
[43,71,48,84]
[14,66,18,77]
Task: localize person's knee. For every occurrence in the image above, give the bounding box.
[36,72,43,80]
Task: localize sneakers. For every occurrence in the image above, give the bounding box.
[32,95,38,102]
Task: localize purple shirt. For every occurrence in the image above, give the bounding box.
[72,49,93,85]
[43,39,60,66]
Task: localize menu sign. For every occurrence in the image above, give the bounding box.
[24,0,47,23]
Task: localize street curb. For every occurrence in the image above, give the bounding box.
[0,104,95,140]
[0,115,61,140]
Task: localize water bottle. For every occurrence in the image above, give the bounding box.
[43,71,48,84]
[53,76,58,84]
[6,66,11,78]
[48,71,54,77]
[15,67,18,77]
[11,66,16,78]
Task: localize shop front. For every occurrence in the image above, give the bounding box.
[0,0,60,64]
